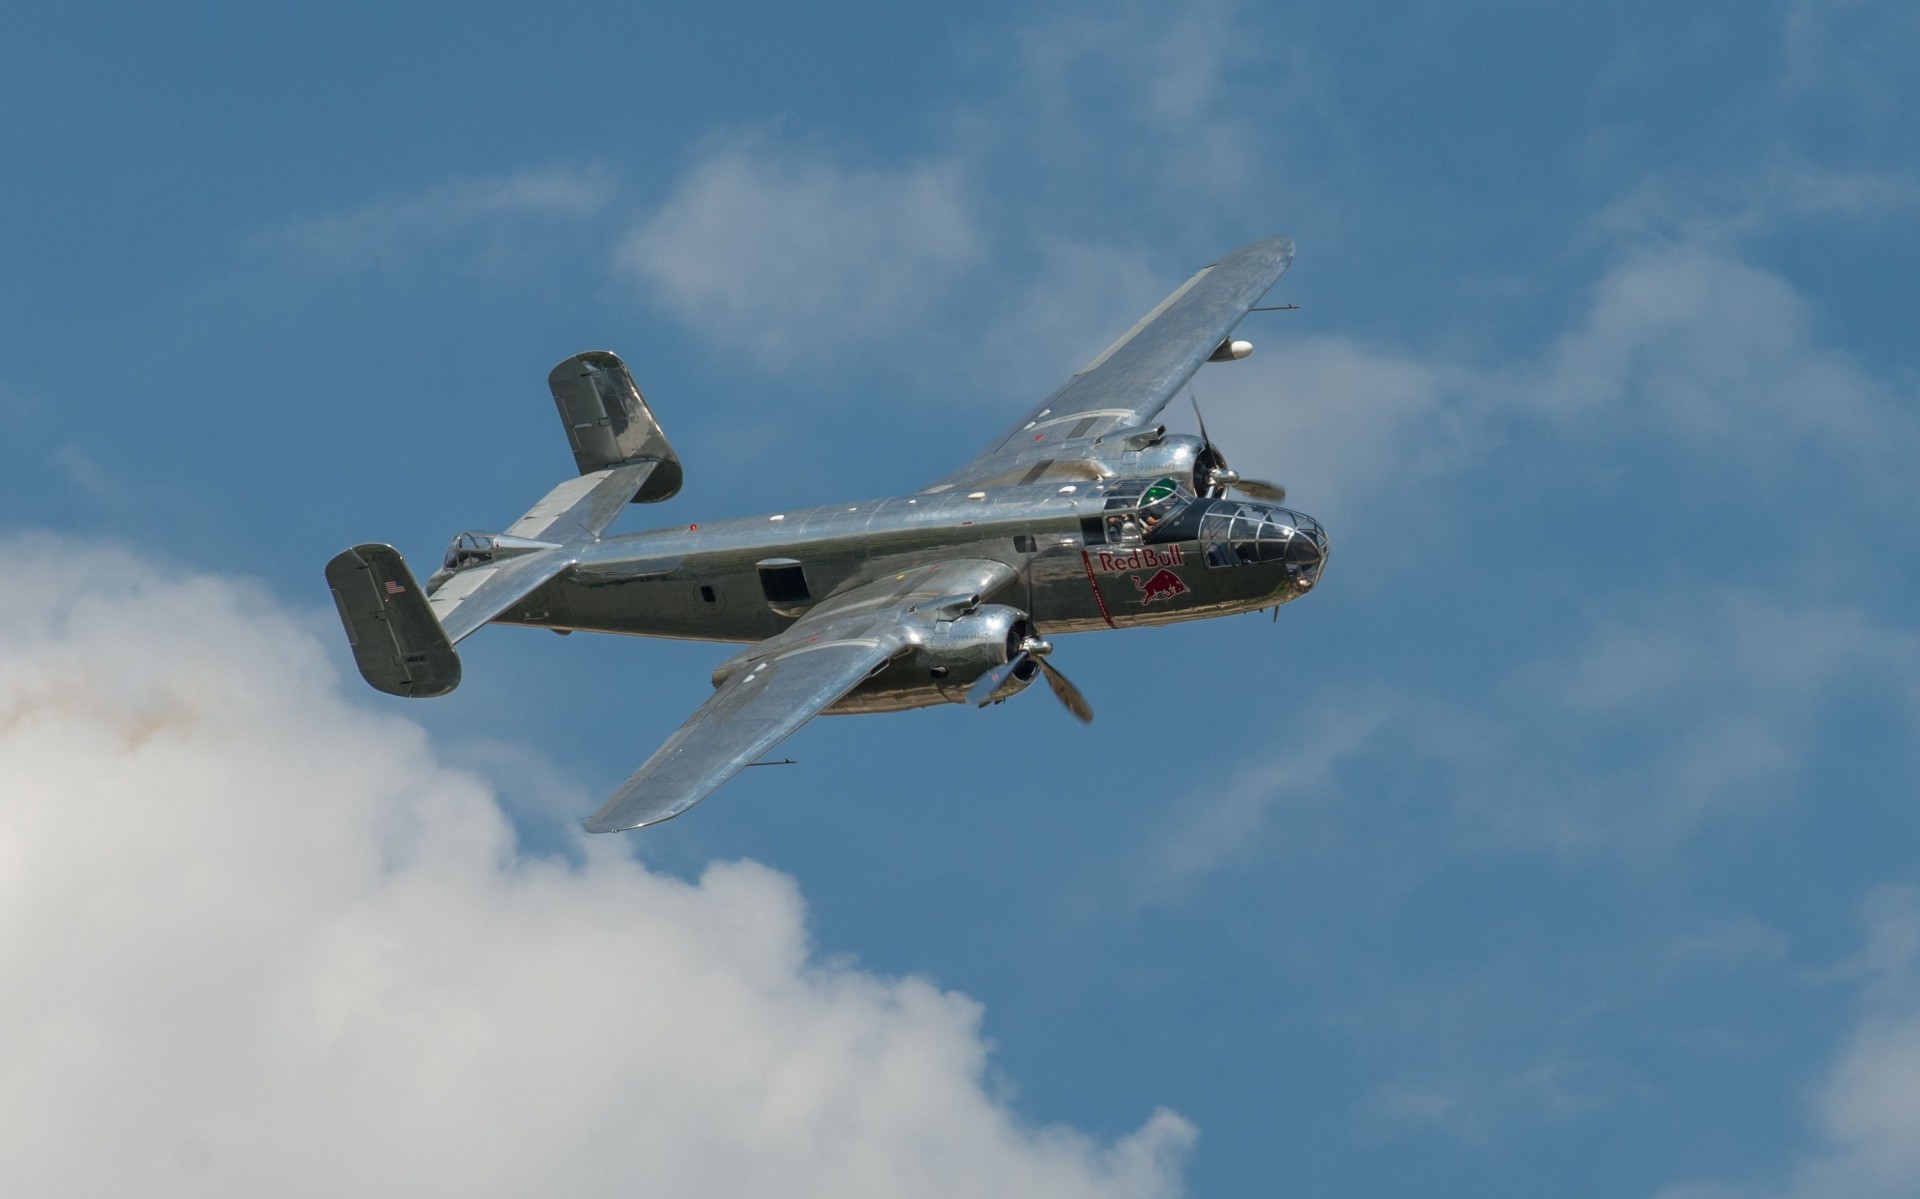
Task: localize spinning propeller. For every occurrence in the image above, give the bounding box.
[1191,392,1286,502]
[966,628,1094,722]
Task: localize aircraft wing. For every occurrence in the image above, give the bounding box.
[583,558,1018,833]
[925,235,1293,492]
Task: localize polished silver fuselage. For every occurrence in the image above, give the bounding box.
[494,478,1328,645]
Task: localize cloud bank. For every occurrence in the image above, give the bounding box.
[257,166,614,275]
[0,538,1190,1198]
[1658,889,1920,1199]
[618,141,981,369]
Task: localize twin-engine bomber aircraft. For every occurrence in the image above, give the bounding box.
[326,236,1326,832]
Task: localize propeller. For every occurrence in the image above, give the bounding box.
[1190,391,1286,503]
[966,628,1094,723]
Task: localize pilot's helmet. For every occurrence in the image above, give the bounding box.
[1138,477,1184,523]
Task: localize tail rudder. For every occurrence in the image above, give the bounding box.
[326,351,682,699]
[547,351,682,502]
[325,544,461,698]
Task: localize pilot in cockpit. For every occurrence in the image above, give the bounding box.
[1105,477,1188,545]
[1136,478,1185,536]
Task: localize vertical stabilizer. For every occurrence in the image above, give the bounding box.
[325,544,462,697]
[547,351,682,501]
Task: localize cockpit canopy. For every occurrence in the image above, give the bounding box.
[1095,476,1193,544]
[1195,501,1326,568]
[441,530,560,573]
[444,531,498,572]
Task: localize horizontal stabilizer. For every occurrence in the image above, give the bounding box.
[506,460,660,543]
[548,351,682,501]
[325,545,461,698]
[428,551,574,645]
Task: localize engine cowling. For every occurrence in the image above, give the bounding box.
[827,604,1041,714]
[1117,433,1214,495]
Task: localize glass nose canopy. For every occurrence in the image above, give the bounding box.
[1196,501,1327,569]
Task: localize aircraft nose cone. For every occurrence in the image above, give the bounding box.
[1285,521,1328,590]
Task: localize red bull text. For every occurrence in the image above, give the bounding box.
[1093,544,1186,573]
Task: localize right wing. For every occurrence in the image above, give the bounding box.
[582,632,899,833]
[583,558,1019,833]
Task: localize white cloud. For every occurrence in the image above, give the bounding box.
[53,445,114,500]
[609,1,1313,380]
[1190,238,1919,523]
[1140,699,1393,899]
[1493,595,1919,848]
[617,139,981,369]
[1787,887,1920,1198]
[1595,164,1920,244]
[1782,0,1920,96]
[1120,233,1920,888]
[1524,243,1917,486]
[0,537,1192,1198]
[966,238,1182,398]
[1140,590,1919,890]
[258,166,614,274]
[1355,1057,1643,1147]
[1658,888,1920,1199]
[1185,332,1470,520]
[1003,0,1289,202]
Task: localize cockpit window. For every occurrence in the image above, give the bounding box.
[1134,476,1187,526]
[1100,477,1192,544]
[1199,502,1326,568]
[443,531,496,572]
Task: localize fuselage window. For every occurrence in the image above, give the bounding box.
[1201,503,1277,568]
[758,564,810,605]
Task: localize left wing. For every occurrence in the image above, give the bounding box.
[583,558,1018,832]
[924,235,1293,493]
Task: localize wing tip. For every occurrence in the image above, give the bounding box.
[1241,233,1295,267]
[582,795,690,834]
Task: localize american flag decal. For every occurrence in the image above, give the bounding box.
[384,580,405,595]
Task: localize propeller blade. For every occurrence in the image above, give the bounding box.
[1037,657,1094,723]
[967,652,1027,707]
[1232,479,1286,502]
[1189,390,1213,449]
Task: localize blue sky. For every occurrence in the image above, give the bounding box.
[2,2,1917,1195]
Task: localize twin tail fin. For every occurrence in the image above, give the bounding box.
[326,351,677,698]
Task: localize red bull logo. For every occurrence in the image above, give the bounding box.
[1132,568,1190,605]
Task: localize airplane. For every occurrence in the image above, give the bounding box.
[325,235,1326,832]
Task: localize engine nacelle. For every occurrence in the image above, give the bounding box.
[1118,433,1211,494]
[827,604,1040,714]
